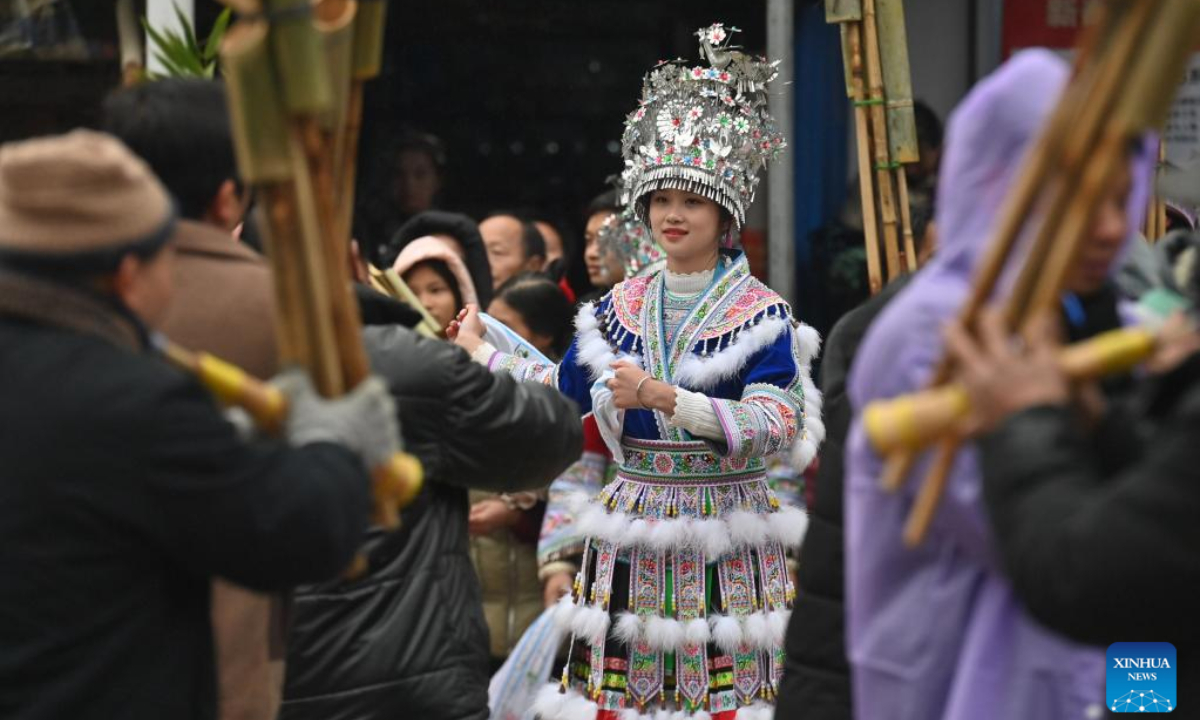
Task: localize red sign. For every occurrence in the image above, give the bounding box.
[1002,0,1086,57]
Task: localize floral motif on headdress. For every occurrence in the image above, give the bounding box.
[620,23,787,228]
[597,207,666,279]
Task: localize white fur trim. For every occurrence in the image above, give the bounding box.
[685,616,711,645]
[694,518,733,559]
[571,604,610,643]
[794,322,822,367]
[673,317,790,390]
[625,518,652,546]
[768,609,790,645]
[564,491,593,515]
[727,510,768,546]
[552,594,578,632]
[575,302,617,380]
[692,712,713,720]
[805,415,827,446]
[571,506,803,555]
[743,611,771,649]
[710,614,743,653]
[644,615,685,651]
[736,704,774,720]
[767,506,809,549]
[614,612,642,645]
[563,694,599,720]
[792,435,819,474]
[533,684,569,719]
[620,711,643,720]
[648,518,686,551]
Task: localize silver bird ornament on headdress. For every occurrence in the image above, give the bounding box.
[621,23,787,230]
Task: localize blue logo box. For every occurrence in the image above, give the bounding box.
[1107,642,1177,713]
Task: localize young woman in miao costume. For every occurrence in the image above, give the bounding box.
[452,24,823,720]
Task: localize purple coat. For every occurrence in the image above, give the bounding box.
[844,49,1154,720]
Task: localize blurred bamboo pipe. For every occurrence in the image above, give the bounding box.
[159,338,425,516]
[863,325,1158,456]
[877,0,1131,495]
[900,0,1200,547]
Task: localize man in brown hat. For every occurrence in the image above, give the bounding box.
[0,129,398,720]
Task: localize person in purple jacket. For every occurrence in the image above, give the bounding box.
[843,49,1156,720]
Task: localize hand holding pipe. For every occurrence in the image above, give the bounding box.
[158,337,424,521]
[863,325,1157,455]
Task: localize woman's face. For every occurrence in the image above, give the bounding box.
[1069,163,1133,295]
[404,263,458,336]
[584,211,617,287]
[647,188,724,264]
[393,149,440,215]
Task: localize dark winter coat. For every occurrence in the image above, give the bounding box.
[979,353,1200,712]
[280,299,583,720]
[775,275,910,720]
[0,273,370,720]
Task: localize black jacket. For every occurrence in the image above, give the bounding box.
[979,354,1200,710]
[281,316,583,720]
[0,310,370,720]
[776,276,910,720]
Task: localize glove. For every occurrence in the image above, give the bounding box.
[272,368,401,468]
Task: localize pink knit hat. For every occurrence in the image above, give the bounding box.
[0,130,175,270]
[392,236,479,307]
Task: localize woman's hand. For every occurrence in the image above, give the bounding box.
[606,361,676,413]
[944,308,1069,434]
[448,304,486,353]
[467,497,520,536]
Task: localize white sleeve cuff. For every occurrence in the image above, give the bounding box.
[470,341,498,367]
[669,388,725,441]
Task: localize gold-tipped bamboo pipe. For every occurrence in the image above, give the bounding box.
[160,338,424,529]
[864,325,1157,455]
[902,0,1200,547]
[878,0,1131,494]
[159,339,288,435]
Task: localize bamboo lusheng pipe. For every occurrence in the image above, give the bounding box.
[877,0,1129,494]
[863,325,1158,455]
[367,264,443,338]
[335,0,387,261]
[903,1,1161,543]
[223,8,418,532]
[159,338,288,436]
[158,339,424,513]
[847,24,885,296]
[900,0,1200,547]
[862,0,903,281]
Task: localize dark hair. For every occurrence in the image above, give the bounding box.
[100,79,236,221]
[494,273,574,358]
[396,131,447,174]
[585,190,621,219]
[913,100,944,151]
[402,258,463,312]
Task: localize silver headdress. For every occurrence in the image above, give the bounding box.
[620,23,787,229]
[597,207,666,279]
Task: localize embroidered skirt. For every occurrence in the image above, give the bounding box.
[542,439,802,720]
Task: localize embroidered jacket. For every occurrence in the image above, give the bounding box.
[487,251,823,469]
